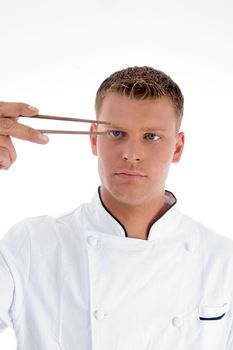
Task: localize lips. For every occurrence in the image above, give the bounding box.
[115,170,147,177]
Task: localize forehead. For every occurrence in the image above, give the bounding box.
[98,93,177,130]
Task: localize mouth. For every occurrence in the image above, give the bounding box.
[115,170,147,178]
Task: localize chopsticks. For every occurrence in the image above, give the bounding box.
[19,114,109,135]
[36,130,105,135]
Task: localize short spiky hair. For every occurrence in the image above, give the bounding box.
[95,66,184,130]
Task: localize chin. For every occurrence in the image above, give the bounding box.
[108,186,153,206]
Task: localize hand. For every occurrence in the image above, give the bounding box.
[0,101,49,170]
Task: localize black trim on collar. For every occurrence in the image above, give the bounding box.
[146,190,177,238]
[98,186,177,239]
[98,187,128,237]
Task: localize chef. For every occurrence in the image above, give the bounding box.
[1,66,233,349]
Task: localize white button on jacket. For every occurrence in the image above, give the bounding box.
[1,189,233,349]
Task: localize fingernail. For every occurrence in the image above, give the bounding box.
[38,133,49,142]
[28,105,39,112]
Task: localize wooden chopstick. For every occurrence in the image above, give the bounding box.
[37,130,107,135]
[20,114,109,124]
[20,114,109,135]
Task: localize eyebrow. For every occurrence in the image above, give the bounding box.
[104,124,167,132]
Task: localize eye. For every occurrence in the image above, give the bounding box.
[144,133,161,141]
[108,130,124,138]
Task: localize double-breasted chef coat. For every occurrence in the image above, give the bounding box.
[1,188,233,349]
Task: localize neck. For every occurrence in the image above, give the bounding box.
[100,187,167,240]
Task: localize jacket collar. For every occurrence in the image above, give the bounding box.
[85,187,182,241]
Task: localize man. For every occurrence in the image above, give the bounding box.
[0,66,233,349]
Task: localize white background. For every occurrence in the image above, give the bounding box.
[0,0,233,347]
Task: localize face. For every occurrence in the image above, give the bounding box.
[90,93,184,207]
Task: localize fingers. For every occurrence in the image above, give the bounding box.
[0,101,49,143]
[0,101,39,118]
[0,117,49,143]
[0,101,49,170]
[0,136,17,170]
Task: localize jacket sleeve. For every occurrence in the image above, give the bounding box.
[0,252,14,332]
[226,301,233,350]
[0,220,31,334]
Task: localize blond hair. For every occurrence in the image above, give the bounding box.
[95,66,184,130]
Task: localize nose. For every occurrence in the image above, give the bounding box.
[122,139,143,162]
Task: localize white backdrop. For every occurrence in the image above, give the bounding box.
[0,0,233,347]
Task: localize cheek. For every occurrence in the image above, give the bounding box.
[97,139,110,159]
[149,144,175,165]
[96,140,114,174]
[146,145,176,181]
[97,137,121,159]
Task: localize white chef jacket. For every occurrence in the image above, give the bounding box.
[1,188,233,350]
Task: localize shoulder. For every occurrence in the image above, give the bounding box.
[180,213,233,255]
[178,212,233,296]
[180,213,233,286]
[0,203,86,256]
[199,222,233,256]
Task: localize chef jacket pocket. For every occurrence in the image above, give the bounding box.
[197,303,229,348]
[178,303,230,349]
[199,303,228,321]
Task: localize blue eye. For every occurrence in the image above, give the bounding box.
[145,133,160,141]
[109,130,124,138]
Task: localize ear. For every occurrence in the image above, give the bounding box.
[90,123,98,156]
[172,132,185,163]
